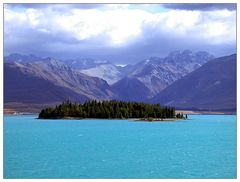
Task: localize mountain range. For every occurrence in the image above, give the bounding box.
[4,59,115,104]
[151,54,236,111]
[113,50,214,101]
[4,50,236,112]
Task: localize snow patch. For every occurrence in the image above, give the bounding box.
[144,59,150,64]
[80,64,122,85]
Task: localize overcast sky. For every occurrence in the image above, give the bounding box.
[4,3,236,64]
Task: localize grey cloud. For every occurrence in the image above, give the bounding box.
[4,21,114,61]
[101,18,235,63]
[5,4,49,9]
[163,3,236,11]
[4,4,236,65]
[5,3,104,10]
[4,22,236,65]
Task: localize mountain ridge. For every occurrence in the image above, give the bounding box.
[4,59,116,106]
[4,51,236,112]
[150,54,236,111]
[113,50,214,101]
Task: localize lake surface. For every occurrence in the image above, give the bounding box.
[4,115,236,179]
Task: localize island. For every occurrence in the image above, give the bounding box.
[38,100,187,121]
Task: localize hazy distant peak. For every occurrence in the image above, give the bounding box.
[4,53,45,63]
[94,60,109,64]
[165,50,214,63]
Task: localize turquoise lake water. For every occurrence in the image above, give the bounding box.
[4,115,236,179]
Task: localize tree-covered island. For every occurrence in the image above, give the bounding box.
[38,100,186,120]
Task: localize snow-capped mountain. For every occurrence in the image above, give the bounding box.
[151,54,236,111]
[63,58,110,70]
[162,50,215,73]
[4,50,217,108]
[113,50,215,101]
[4,58,115,106]
[79,63,133,85]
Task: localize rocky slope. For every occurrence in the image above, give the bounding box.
[4,59,115,106]
[113,50,214,101]
[150,54,236,111]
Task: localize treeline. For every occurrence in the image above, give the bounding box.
[38,100,182,119]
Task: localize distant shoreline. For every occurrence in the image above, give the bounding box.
[4,109,235,116]
[176,110,235,115]
[36,117,185,122]
[133,118,185,122]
